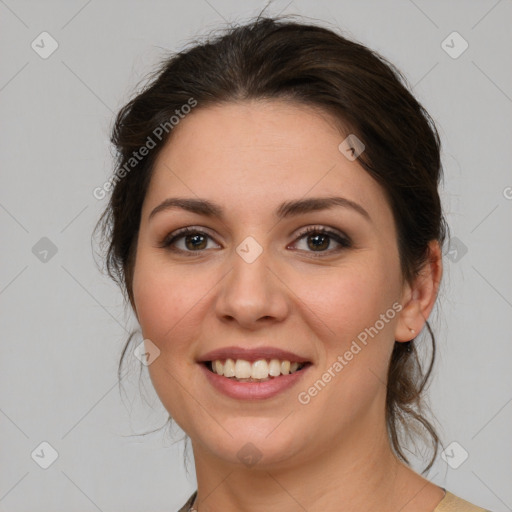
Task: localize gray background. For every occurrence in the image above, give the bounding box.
[1,0,511,511]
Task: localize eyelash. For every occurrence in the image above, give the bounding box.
[158,225,352,257]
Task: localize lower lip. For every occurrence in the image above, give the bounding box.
[199,363,311,400]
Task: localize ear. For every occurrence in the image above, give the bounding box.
[394,240,443,342]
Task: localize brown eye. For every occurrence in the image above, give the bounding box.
[184,233,207,250]
[292,226,352,254]
[159,227,220,255]
[306,232,330,251]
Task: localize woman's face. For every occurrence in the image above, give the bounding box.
[132,100,409,468]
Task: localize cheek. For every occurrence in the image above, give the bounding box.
[293,258,401,345]
[131,252,209,424]
[289,262,401,428]
[132,249,208,343]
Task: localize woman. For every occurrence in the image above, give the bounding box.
[96,16,492,512]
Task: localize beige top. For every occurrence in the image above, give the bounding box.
[435,490,491,512]
[177,489,492,511]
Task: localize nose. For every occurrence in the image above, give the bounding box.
[214,244,290,329]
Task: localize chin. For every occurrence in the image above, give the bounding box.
[194,420,307,470]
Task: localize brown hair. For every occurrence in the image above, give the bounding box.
[95,15,447,473]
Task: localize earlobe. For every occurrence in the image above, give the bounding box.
[395,292,422,342]
[394,240,443,342]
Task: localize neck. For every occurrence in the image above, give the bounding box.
[189,417,421,512]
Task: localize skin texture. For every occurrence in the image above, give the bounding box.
[131,100,444,512]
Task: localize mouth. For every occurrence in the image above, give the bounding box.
[196,346,312,398]
[202,358,311,383]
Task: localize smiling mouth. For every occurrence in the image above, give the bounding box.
[203,358,311,382]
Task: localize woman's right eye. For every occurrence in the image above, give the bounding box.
[159,227,220,255]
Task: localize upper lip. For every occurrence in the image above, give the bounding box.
[197,346,310,363]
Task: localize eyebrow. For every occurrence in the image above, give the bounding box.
[148,196,371,222]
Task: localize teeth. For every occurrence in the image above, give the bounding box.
[235,359,252,379]
[268,359,281,377]
[251,359,269,379]
[223,358,235,377]
[209,358,306,379]
[213,360,224,376]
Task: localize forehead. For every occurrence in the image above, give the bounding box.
[143,100,392,225]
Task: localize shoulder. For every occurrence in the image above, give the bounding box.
[176,490,197,512]
[435,490,493,512]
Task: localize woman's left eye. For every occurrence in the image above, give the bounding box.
[290,226,352,254]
